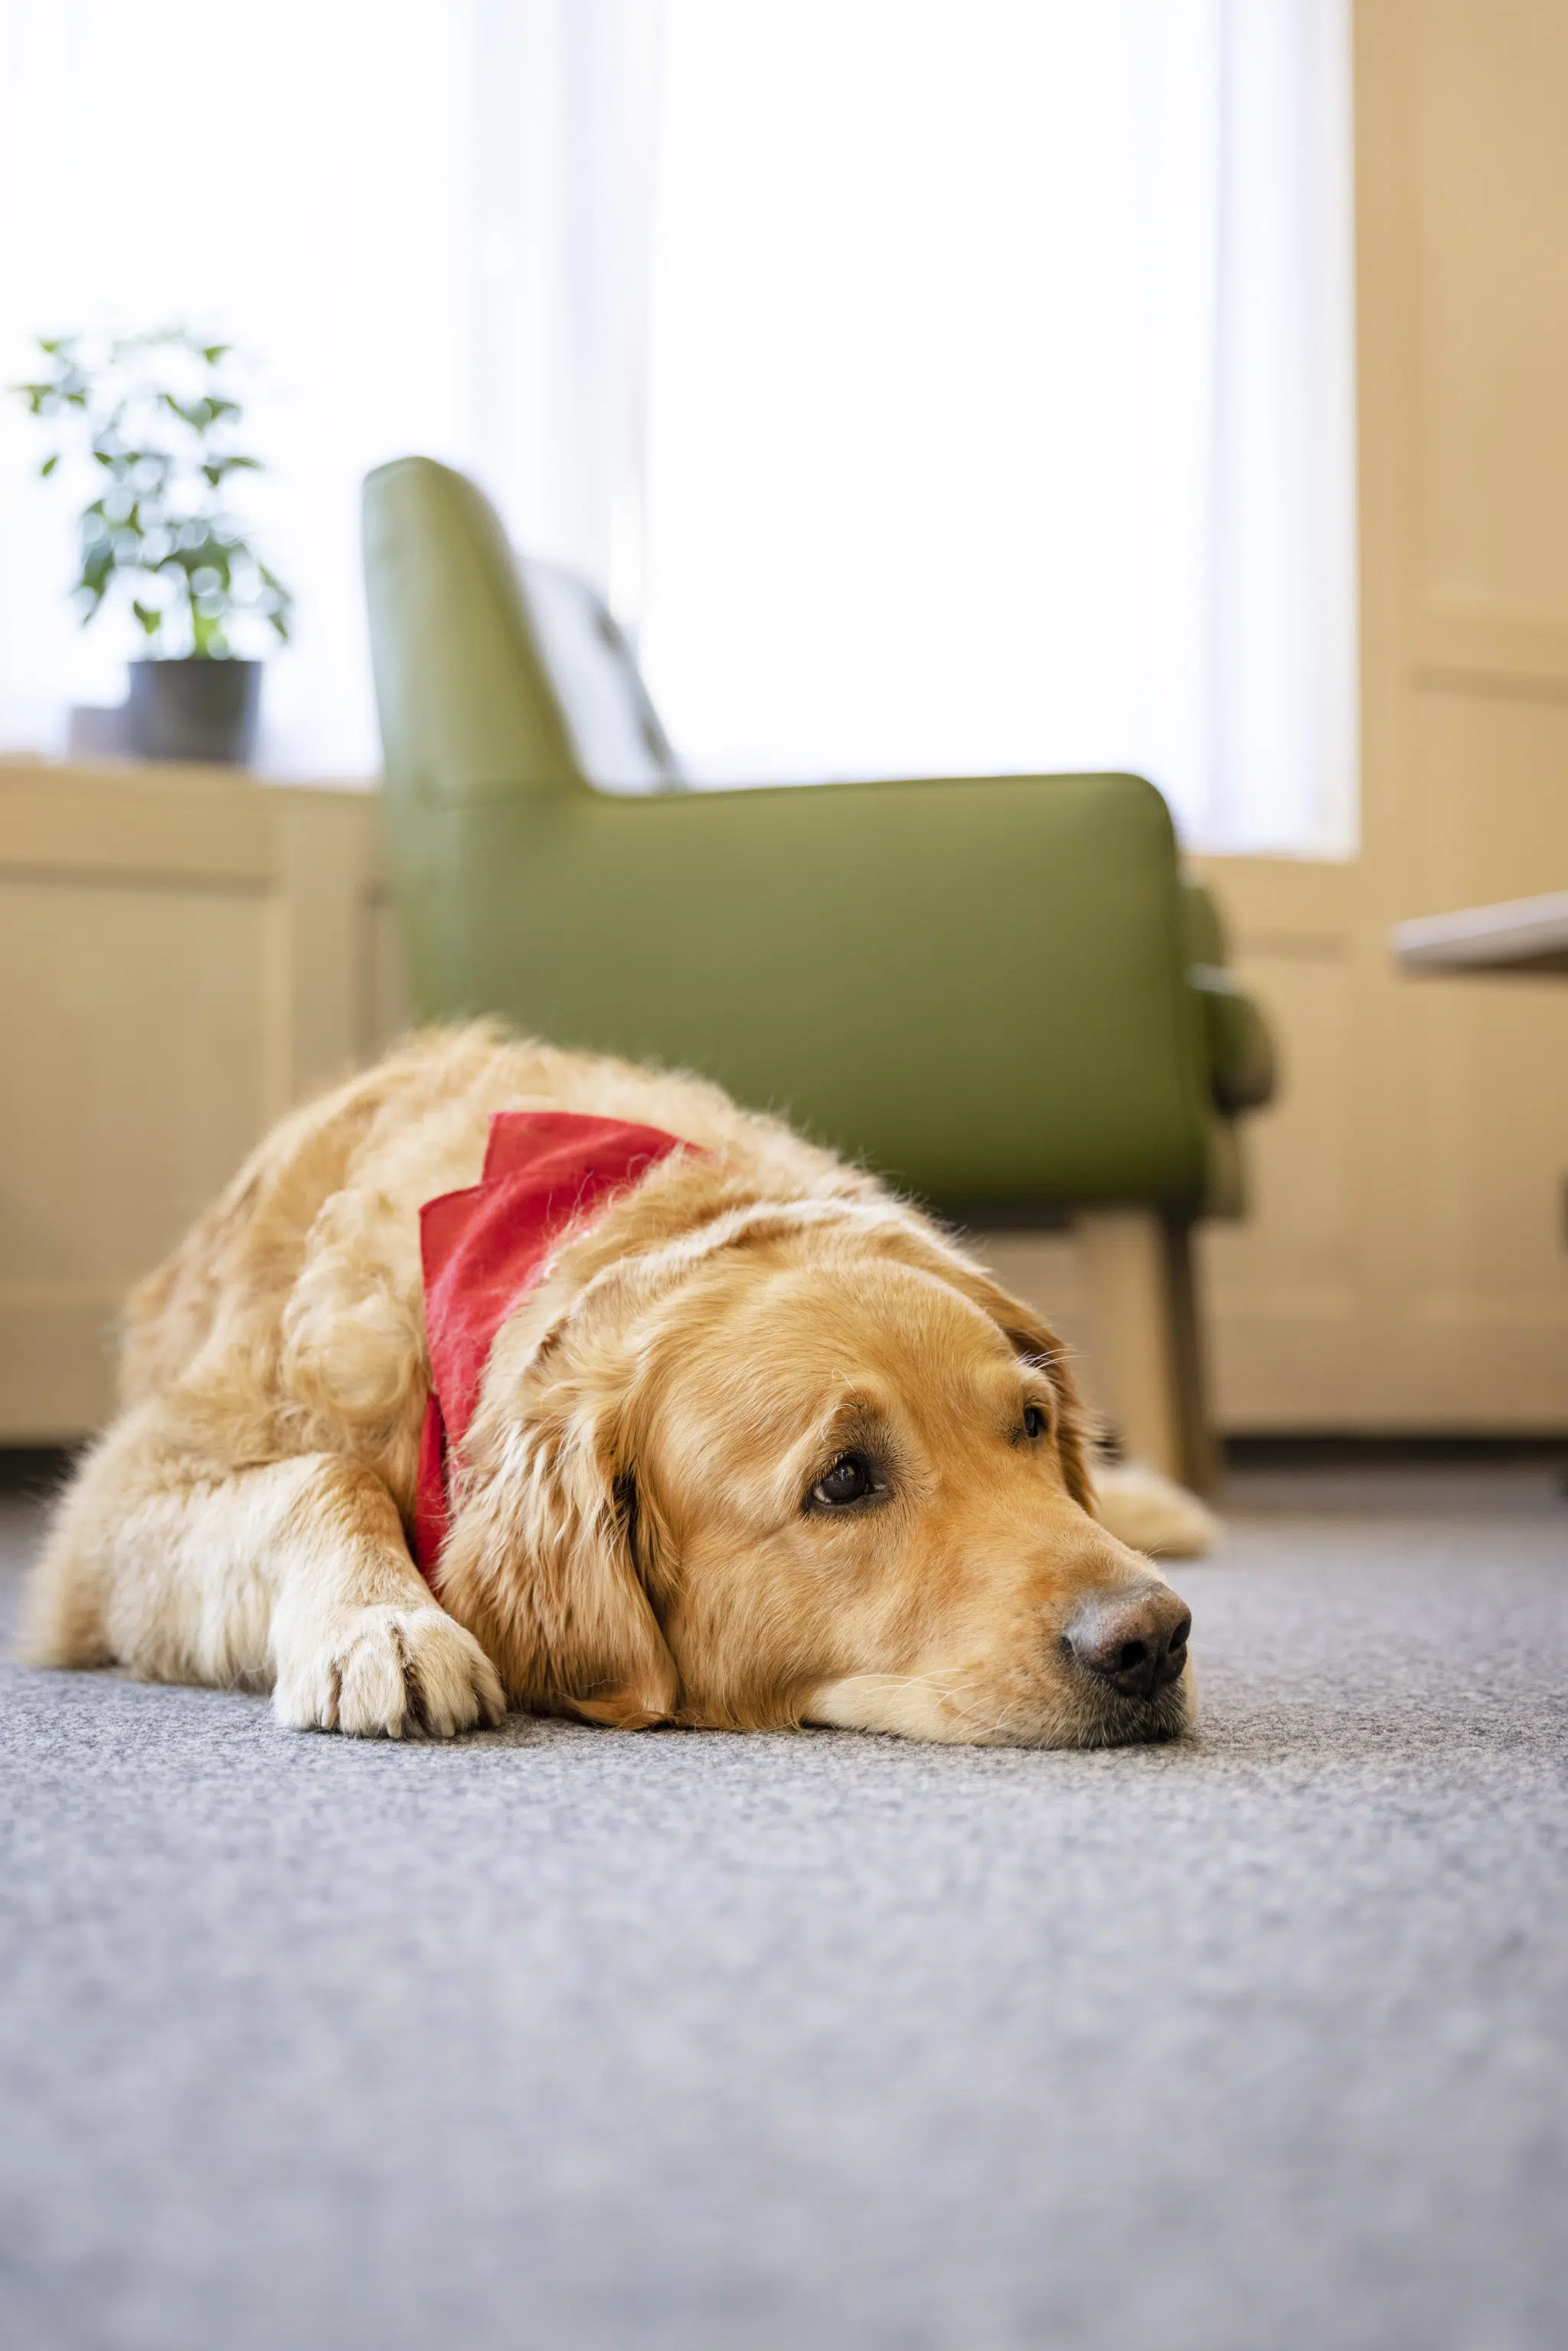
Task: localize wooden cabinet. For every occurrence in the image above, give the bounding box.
[0,760,403,1439]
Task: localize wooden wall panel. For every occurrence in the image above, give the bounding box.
[1414,1,1568,646]
[1184,0,1568,1432]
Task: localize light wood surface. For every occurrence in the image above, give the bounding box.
[1075,1210,1217,1494]
[1072,1211,1184,1482]
[0,758,404,1440]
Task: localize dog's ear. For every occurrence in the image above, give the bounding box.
[439,1375,678,1730]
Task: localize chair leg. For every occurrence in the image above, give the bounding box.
[1161,1215,1221,1498]
[1075,1210,1219,1497]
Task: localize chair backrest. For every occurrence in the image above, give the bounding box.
[362,455,681,797]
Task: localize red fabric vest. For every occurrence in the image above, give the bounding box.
[414,1110,692,1579]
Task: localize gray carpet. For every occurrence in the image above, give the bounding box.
[1,1461,1565,2351]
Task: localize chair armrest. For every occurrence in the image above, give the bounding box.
[381,766,1216,1209]
[1178,880,1276,1115]
[1187,964,1277,1114]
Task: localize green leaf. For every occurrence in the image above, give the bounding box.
[39,452,58,478]
[131,599,162,639]
[201,454,260,485]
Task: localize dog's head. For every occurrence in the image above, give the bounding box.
[439,1189,1193,1747]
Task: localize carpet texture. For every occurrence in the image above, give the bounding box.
[1,1464,1565,2351]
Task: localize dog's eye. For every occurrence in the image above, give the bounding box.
[1022,1402,1049,1441]
[810,1452,877,1508]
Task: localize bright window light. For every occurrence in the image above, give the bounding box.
[0,0,1356,852]
[639,0,1358,853]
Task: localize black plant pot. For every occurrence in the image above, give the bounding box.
[123,658,263,766]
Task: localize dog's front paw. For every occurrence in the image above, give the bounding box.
[274,1605,507,1739]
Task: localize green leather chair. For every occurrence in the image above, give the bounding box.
[362,456,1275,1489]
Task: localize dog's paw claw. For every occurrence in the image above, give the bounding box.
[275,1606,506,1739]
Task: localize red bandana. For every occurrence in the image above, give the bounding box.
[413,1109,692,1580]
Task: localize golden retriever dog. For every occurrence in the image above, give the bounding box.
[25,1027,1195,1748]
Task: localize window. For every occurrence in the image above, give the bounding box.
[0,0,1356,851]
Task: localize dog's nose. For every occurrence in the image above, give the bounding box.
[1063,1585,1191,1699]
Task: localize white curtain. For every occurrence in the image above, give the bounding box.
[467,0,666,624]
[0,0,659,779]
[639,0,1357,851]
[0,1,465,775]
[0,0,1354,851]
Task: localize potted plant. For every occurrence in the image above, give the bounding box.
[11,327,293,765]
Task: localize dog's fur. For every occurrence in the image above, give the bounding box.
[25,1027,1195,1747]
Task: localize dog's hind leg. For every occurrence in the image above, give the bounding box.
[24,1411,505,1739]
[22,1437,120,1672]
